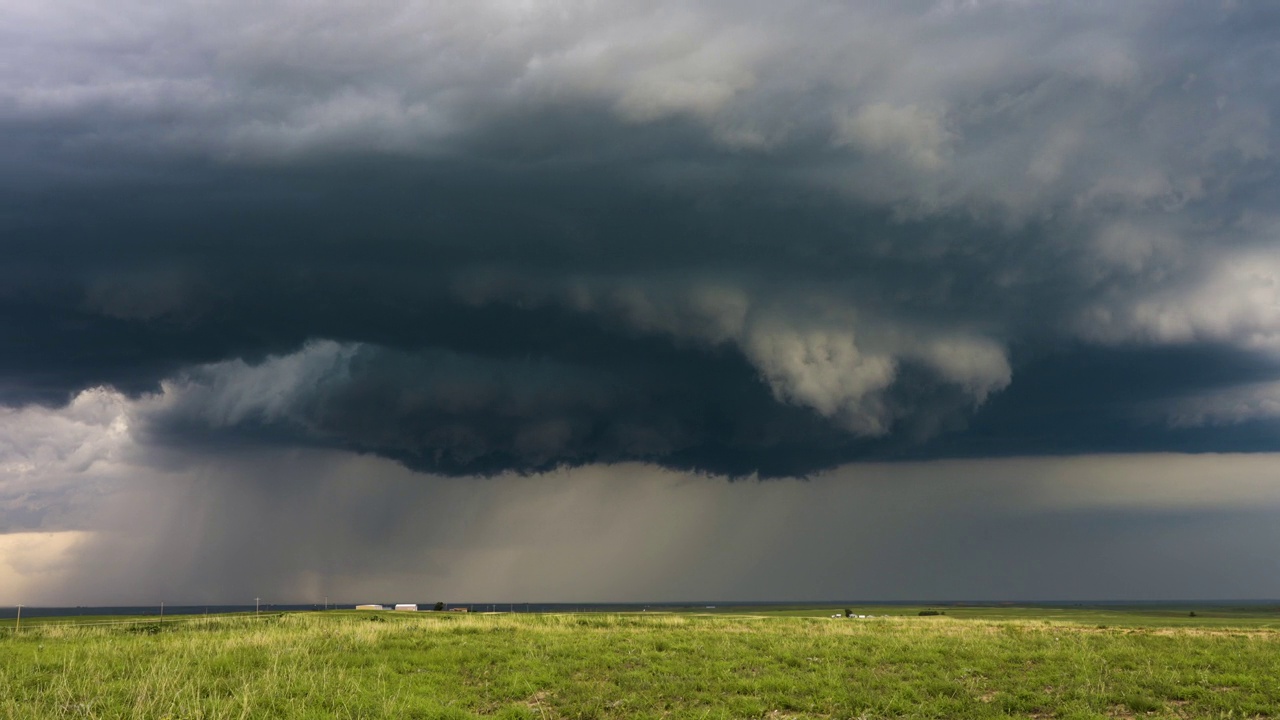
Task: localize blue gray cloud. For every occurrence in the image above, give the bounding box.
[2,0,1280,477]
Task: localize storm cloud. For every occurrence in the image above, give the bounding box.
[4,0,1278,476]
[6,0,1280,602]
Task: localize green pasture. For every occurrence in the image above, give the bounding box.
[3,612,270,630]
[713,604,1280,628]
[3,609,1279,718]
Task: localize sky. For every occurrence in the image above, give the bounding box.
[3,0,1280,604]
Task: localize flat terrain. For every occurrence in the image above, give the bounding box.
[716,604,1280,628]
[3,609,1279,719]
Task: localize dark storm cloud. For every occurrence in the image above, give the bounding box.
[138,339,865,477]
[3,0,1280,475]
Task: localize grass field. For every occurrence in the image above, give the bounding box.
[3,609,1279,719]
[714,604,1280,628]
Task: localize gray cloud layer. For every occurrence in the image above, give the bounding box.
[3,1,1280,476]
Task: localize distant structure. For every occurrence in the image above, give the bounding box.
[449,607,469,612]
[394,604,419,611]
[356,604,385,610]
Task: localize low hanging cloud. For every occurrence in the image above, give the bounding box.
[132,340,902,476]
[1,0,1279,478]
[1162,380,1280,429]
[6,382,1280,605]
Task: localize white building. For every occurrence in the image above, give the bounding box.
[394,604,419,611]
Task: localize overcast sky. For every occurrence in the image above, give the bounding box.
[4,0,1280,604]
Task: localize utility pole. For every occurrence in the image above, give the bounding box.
[14,605,21,633]
[160,602,164,621]
[255,597,260,615]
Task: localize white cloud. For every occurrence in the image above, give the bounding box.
[148,340,358,429]
[0,531,93,605]
[1161,380,1280,428]
[834,103,952,171]
[911,335,1011,404]
[742,321,898,434]
[0,388,133,532]
[1076,242,1280,351]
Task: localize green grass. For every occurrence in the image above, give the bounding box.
[3,610,1280,718]
[713,604,1280,628]
[4,611,270,630]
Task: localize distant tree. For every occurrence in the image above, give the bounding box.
[434,601,445,611]
[1188,611,1197,617]
[844,608,853,618]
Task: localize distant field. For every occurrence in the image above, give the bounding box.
[1,611,272,630]
[3,609,1279,718]
[711,603,1280,628]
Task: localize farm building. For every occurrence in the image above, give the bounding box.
[394,604,419,611]
[355,604,385,610]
